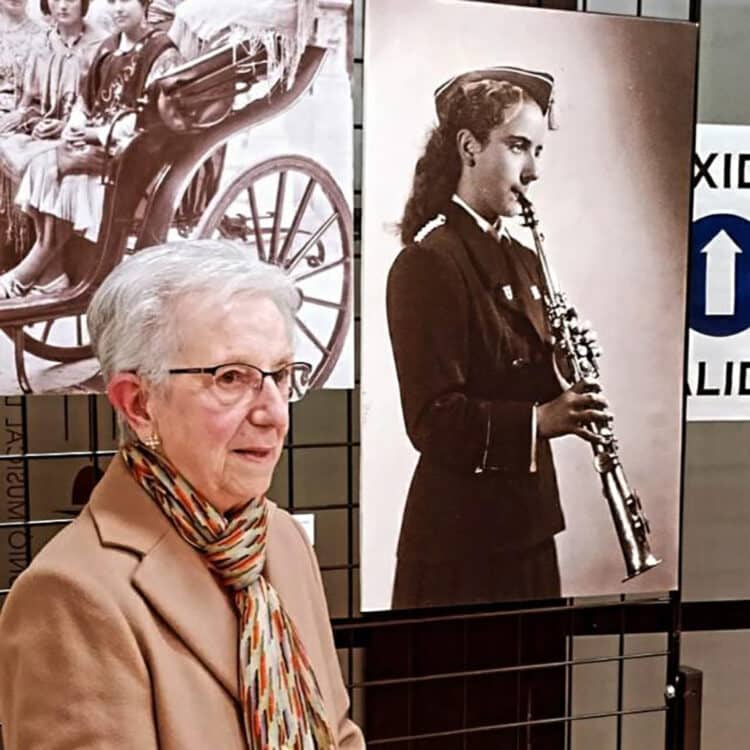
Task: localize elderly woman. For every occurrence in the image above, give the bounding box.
[0,240,365,749]
[387,66,610,609]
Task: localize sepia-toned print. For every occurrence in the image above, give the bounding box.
[0,0,354,394]
[361,0,697,611]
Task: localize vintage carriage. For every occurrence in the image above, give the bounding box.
[0,30,353,394]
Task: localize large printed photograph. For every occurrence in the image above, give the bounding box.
[360,0,697,611]
[0,0,354,394]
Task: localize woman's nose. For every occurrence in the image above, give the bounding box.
[521,153,540,184]
[248,378,289,426]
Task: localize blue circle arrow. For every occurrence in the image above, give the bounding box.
[690,213,750,336]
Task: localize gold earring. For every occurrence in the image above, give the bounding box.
[142,433,161,451]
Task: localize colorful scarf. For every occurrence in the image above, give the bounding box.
[122,443,334,749]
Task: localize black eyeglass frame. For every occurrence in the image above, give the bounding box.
[166,361,314,402]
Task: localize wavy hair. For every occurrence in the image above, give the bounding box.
[400,79,531,244]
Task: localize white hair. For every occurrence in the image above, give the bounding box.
[88,238,300,388]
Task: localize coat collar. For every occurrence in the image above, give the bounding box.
[446,203,549,343]
[89,455,241,702]
[451,194,512,241]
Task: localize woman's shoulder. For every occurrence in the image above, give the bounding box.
[141,27,177,53]
[139,28,181,79]
[21,15,46,36]
[5,506,140,608]
[20,16,48,53]
[391,217,465,278]
[75,23,111,67]
[263,502,331,629]
[82,20,110,47]
[266,501,314,556]
[92,30,121,58]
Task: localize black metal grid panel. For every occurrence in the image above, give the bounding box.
[0,1,707,748]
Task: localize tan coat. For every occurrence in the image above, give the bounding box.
[0,457,364,749]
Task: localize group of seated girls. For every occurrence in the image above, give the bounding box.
[0,0,188,299]
[0,0,314,300]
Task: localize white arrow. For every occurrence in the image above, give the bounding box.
[703,229,742,316]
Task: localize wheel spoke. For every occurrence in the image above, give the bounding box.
[292,255,346,284]
[269,170,287,263]
[11,311,93,365]
[194,155,353,388]
[41,320,53,344]
[247,186,266,261]
[278,177,316,265]
[295,316,330,356]
[300,292,346,311]
[285,213,338,273]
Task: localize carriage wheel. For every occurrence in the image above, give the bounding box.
[0,313,94,393]
[194,155,353,388]
[15,314,92,363]
[11,238,96,364]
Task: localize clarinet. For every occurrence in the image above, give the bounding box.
[515,191,661,581]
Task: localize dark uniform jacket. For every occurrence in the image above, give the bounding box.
[386,202,566,565]
[84,28,176,124]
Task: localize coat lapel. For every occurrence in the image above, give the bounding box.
[89,456,240,702]
[448,204,549,343]
[507,239,551,344]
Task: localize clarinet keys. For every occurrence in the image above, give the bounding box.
[515,189,662,582]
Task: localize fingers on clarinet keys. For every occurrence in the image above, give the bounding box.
[537,383,609,443]
[572,377,603,396]
[571,380,610,445]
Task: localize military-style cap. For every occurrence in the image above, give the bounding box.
[434,66,556,127]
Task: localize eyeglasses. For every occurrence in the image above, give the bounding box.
[167,361,313,405]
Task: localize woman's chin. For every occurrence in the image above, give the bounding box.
[227,469,273,502]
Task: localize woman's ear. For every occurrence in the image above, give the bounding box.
[456,128,480,167]
[107,373,155,443]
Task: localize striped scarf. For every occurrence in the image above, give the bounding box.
[122,443,334,749]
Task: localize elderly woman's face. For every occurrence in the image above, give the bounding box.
[146,293,291,512]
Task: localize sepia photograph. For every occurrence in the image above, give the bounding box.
[360,0,697,611]
[0,0,354,395]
